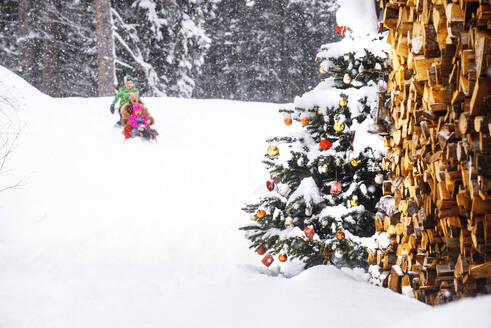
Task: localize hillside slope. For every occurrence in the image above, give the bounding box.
[0,69,489,327]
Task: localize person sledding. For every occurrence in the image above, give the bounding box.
[120,93,154,126]
[125,103,158,140]
[109,75,139,127]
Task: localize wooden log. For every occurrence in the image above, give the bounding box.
[474,31,491,77]
[471,198,491,215]
[470,77,490,116]
[384,253,398,271]
[389,265,404,293]
[446,3,465,38]
[384,4,400,30]
[474,116,488,133]
[469,262,491,279]
[368,250,377,265]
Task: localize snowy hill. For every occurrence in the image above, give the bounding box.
[0,68,489,327]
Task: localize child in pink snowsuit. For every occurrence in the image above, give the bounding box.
[128,104,150,130]
[127,103,157,140]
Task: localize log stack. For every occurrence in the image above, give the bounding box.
[370,0,491,305]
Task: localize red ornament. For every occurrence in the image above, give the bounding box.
[266,180,275,192]
[336,25,347,35]
[379,22,384,34]
[279,254,287,262]
[262,254,274,267]
[304,227,315,239]
[319,139,332,151]
[330,181,342,195]
[257,247,266,255]
[336,231,345,241]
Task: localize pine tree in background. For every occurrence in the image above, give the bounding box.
[240,24,388,269]
[194,0,339,103]
[112,0,219,97]
[0,0,218,98]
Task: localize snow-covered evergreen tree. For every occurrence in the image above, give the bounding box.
[112,0,219,97]
[194,0,339,102]
[0,0,20,75]
[240,1,388,269]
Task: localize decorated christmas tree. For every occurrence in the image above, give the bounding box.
[240,1,388,270]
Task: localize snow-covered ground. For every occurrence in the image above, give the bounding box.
[0,67,489,327]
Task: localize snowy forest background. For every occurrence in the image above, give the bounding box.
[0,0,341,102]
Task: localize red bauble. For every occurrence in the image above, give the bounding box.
[262,254,274,267]
[336,231,345,241]
[379,22,384,34]
[279,254,287,262]
[330,181,342,195]
[319,139,332,151]
[304,227,315,239]
[266,180,275,192]
[257,247,266,255]
[336,25,347,35]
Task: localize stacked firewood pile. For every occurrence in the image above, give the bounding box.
[368,0,490,305]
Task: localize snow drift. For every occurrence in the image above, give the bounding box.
[0,67,489,327]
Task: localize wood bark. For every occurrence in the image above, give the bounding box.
[94,0,115,96]
[18,0,38,84]
[42,0,62,97]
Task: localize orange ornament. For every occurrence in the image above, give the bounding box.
[284,118,293,126]
[257,210,266,218]
[301,117,309,126]
[336,231,345,241]
[279,254,287,262]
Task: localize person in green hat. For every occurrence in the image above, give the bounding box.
[110,75,139,126]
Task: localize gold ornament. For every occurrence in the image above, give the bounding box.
[285,217,294,226]
[343,74,352,84]
[350,198,358,207]
[319,66,327,74]
[250,215,258,221]
[316,107,323,115]
[333,120,345,132]
[339,99,348,107]
[267,146,279,157]
[350,159,359,167]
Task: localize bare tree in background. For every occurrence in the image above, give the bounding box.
[42,0,62,97]
[94,0,115,96]
[18,0,37,85]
